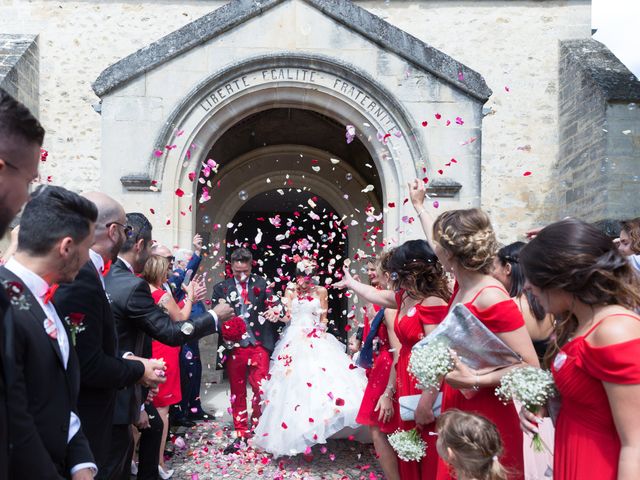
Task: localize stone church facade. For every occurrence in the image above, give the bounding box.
[1,0,639,263]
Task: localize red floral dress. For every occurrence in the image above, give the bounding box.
[552,314,640,480]
[394,291,448,480]
[436,285,525,480]
[356,305,396,433]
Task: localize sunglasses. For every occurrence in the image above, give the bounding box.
[106,221,133,237]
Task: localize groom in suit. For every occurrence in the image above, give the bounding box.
[0,185,97,479]
[212,248,283,453]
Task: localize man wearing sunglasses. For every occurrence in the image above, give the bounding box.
[0,89,45,478]
[54,192,167,475]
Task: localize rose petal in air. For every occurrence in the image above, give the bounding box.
[175,188,185,197]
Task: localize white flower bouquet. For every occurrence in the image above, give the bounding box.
[495,366,556,452]
[409,338,454,391]
[388,428,427,462]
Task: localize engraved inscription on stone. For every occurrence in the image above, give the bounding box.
[198,67,398,134]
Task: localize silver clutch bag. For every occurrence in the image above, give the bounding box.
[399,393,442,421]
[412,303,523,374]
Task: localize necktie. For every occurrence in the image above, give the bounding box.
[101,259,112,277]
[43,283,59,304]
[240,281,249,304]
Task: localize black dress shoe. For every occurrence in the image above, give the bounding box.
[223,437,245,455]
[172,418,196,428]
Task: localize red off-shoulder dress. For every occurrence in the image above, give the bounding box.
[552,314,640,480]
[394,291,448,480]
[356,305,397,433]
[436,285,525,480]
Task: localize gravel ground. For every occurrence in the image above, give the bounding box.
[164,420,385,480]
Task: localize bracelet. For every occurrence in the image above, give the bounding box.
[382,391,393,399]
[385,384,395,393]
[416,209,426,218]
[472,374,480,391]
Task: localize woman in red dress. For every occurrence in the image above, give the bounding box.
[142,254,206,478]
[408,180,539,480]
[519,219,640,480]
[340,240,451,479]
[355,256,400,480]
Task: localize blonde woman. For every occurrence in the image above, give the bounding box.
[142,254,206,479]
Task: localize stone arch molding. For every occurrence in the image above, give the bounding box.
[145,54,429,246]
[203,144,378,262]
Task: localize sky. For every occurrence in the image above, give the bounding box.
[592,0,640,78]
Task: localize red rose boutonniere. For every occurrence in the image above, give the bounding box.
[64,312,86,346]
[2,280,30,310]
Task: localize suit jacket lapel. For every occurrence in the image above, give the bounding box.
[0,267,66,368]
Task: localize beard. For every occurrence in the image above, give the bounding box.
[110,232,125,262]
[0,205,14,238]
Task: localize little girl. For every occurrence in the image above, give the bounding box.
[436,410,508,480]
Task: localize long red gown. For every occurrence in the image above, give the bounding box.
[394,291,448,480]
[552,314,640,480]
[436,285,525,480]
[151,289,182,408]
[356,306,396,433]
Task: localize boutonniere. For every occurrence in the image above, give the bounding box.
[1,279,31,310]
[64,312,86,346]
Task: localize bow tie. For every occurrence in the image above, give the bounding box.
[101,260,112,277]
[43,283,59,304]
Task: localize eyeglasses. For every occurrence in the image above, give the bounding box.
[106,221,133,237]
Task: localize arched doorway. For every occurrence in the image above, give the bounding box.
[196,107,384,338]
[224,189,349,337]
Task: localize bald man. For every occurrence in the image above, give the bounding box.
[53,192,166,474]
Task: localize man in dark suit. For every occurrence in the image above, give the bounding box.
[53,192,166,475]
[212,248,283,453]
[0,88,45,478]
[0,186,97,479]
[103,212,233,480]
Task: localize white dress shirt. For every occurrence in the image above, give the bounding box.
[89,248,106,290]
[4,257,98,476]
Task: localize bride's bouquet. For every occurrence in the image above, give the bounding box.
[495,366,556,452]
[409,338,455,390]
[221,316,247,343]
[388,428,427,462]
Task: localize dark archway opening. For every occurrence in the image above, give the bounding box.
[225,189,350,340]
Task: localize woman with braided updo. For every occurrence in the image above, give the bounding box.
[409,179,539,480]
[519,219,640,480]
[337,240,451,480]
[436,409,508,480]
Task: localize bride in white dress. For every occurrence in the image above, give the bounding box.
[252,259,367,457]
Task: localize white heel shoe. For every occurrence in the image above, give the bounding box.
[158,465,174,479]
[131,461,138,476]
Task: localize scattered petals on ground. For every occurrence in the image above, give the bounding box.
[169,421,385,479]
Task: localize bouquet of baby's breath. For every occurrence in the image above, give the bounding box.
[495,366,556,452]
[409,338,455,391]
[388,428,426,462]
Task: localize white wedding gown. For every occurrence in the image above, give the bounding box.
[252,296,367,457]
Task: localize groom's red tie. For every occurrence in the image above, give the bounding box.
[240,281,249,304]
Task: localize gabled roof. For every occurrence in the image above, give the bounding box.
[93,0,491,101]
[562,39,640,101]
